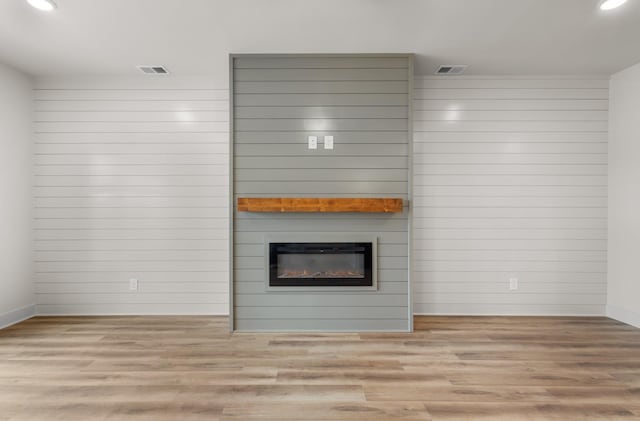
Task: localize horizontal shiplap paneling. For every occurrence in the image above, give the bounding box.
[32,73,609,319]
[232,55,411,331]
[33,77,228,315]
[412,76,608,315]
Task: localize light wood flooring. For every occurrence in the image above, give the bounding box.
[0,316,639,420]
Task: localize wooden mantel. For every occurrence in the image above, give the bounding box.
[237,197,403,213]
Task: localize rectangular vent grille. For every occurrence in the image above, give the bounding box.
[137,65,169,75]
[436,65,468,75]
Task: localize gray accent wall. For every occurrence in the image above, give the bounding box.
[231,55,412,331]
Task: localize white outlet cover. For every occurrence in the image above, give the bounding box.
[324,135,334,149]
[509,278,518,290]
[308,136,317,149]
[129,278,138,291]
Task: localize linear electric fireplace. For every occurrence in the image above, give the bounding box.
[269,242,374,287]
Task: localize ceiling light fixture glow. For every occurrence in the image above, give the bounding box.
[599,0,627,10]
[27,0,57,11]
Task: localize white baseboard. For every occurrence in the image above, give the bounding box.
[35,312,227,316]
[607,305,640,328]
[413,312,603,317]
[0,304,36,329]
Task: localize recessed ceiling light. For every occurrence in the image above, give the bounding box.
[599,0,627,10]
[27,0,57,11]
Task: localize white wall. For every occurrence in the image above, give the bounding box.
[607,63,640,328]
[33,74,610,317]
[33,77,229,315]
[0,63,35,327]
[412,76,608,315]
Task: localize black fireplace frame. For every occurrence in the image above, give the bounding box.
[268,242,374,287]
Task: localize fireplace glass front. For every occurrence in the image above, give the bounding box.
[269,242,373,287]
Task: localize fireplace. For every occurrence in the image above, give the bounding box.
[268,242,374,287]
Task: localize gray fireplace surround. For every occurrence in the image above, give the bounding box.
[229,54,413,332]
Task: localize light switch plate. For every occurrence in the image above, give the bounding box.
[308,136,317,149]
[324,135,334,149]
[129,278,138,291]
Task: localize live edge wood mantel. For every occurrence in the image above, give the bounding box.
[237,197,403,213]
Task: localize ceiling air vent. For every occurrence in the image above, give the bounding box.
[137,65,169,75]
[435,65,468,75]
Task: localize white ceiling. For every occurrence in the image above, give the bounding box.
[1,0,640,78]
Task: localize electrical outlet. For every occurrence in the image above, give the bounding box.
[324,135,334,150]
[509,278,518,291]
[129,278,138,291]
[308,136,317,149]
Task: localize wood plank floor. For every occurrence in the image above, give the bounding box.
[0,316,639,420]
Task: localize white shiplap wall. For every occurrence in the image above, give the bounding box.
[412,76,608,315]
[33,77,229,315]
[33,75,608,317]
